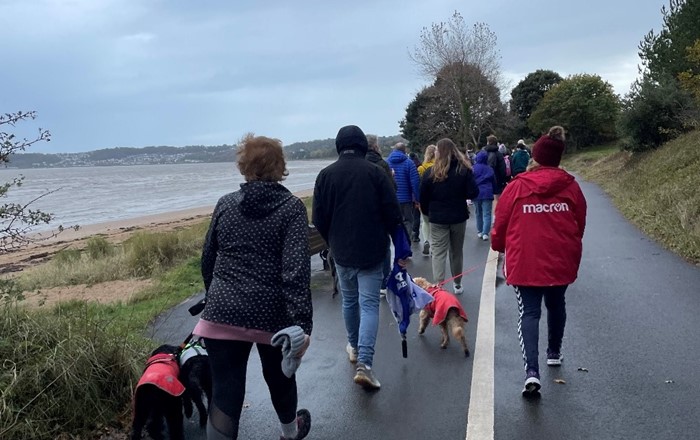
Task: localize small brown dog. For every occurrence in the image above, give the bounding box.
[414,277,470,357]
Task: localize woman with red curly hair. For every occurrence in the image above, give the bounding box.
[194,135,313,440]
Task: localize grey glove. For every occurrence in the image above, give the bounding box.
[271,325,306,378]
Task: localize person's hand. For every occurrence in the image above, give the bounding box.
[296,334,311,358]
[414,201,420,210]
[397,258,408,269]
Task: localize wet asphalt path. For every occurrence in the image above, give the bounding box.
[149,179,700,440]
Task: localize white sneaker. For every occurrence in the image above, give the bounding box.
[346,343,358,363]
[454,284,463,295]
[477,233,483,239]
[482,234,489,241]
[379,288,387,297]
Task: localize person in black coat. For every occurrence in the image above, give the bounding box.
[312,125,406,390]
[419,138,479,295]
[483,135,507,199]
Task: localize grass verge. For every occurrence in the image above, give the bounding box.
[3,195,315,438]
[3,247,204,439]
[562,131,700,264]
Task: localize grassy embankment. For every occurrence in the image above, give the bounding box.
[562,130,700,265]
[1,197,317,439]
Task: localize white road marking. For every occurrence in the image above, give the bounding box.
[465,247,499,440]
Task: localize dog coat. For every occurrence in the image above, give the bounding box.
[179,340,208,366]
[424,287,468,326]
[136,353,185,397]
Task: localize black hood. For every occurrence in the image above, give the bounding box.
[484,144,499,153]
[336,125,368,155]
[239,181,293,219]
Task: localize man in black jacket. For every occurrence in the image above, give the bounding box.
[313,125,404,391]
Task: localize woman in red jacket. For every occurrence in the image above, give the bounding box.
[491,126,587,396]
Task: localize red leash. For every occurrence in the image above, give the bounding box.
[435,257,499,288]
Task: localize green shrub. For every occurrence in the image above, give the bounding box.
[125,232,184,277]
[53,249,82,266]
[85,236,114,259]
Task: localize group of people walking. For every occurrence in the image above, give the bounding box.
[191,124,587,439]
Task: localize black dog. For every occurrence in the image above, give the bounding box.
[178,339,212,428]
[131,344,185,440]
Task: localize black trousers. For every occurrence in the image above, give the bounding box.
[204,338,297,439]
[515,285,568,372]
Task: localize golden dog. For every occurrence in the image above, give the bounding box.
[414,277,470,357]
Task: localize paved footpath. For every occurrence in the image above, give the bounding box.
[150,179,700,440]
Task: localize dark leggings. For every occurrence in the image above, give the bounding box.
[204,338,297,440]
[515,285,568,372]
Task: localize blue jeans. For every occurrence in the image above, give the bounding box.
[474,199,493,236]
[515,285,568,372]
[335,262,383,367]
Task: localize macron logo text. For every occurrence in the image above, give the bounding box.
[522,202,570,214]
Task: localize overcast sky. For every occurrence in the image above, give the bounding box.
[1,0,664,153]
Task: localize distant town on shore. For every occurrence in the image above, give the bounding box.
[4,135,406,169]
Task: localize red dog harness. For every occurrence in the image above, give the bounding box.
[136,353,185,396]
[424,287,469,326]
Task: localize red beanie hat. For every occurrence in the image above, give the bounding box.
[532,134,565,167]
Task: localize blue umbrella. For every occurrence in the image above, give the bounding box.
[385,225,434,357]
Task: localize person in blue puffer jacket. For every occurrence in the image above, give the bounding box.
[472,150,497,241]
[387,143,420,235]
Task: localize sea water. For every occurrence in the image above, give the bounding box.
[0,160,332,233]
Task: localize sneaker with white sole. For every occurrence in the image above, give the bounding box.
[477,233,483,239]
[354,363,381,390]
[346,343,358,363]
[482,234,489,241]
[522,369,541,396]
[454,284,463,295]
[546,350,563,366]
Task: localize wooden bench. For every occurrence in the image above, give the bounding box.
[308,225,338,296]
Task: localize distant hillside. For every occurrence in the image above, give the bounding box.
[4,135,406,168]
[284,135,406,159]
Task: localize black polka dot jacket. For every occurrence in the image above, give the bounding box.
[200,181,313,336]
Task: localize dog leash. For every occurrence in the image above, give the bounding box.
[435,257,499,288]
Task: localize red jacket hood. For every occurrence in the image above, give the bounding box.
[490,166,587,286]
[510,167,576,198]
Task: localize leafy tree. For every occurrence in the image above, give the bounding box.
[1,111,66,252]
[639,0,700,83]
[510,69,563,137]
[678,39,700,103]
[528,74,620,149]
[410,12,504,147]
[619,77,698,151]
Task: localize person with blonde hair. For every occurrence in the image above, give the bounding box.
[194,135,313,440]
[491,126,587,396]
[419,138,479,294]
[417,144,436,256]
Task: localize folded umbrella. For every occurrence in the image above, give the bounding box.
[385,224,433,358]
